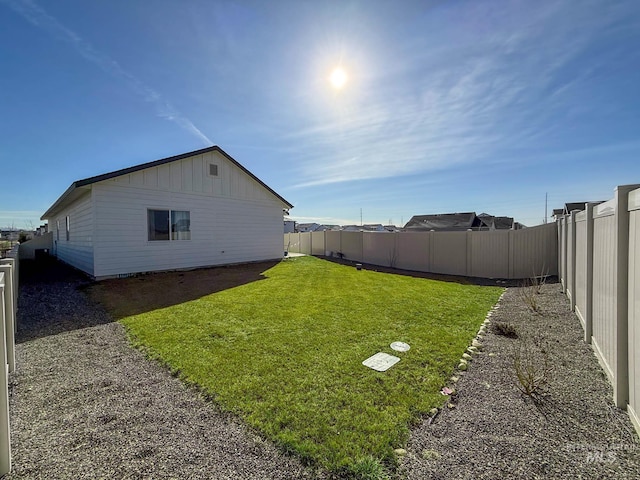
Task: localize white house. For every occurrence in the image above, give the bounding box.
[41,146,293,279]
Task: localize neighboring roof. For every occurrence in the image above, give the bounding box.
[564,202,587,213]
[493,216,515,230]
[42,145,293,220]
[551,201,606,218]
[404,212,477,231]
[340,224,386,232]
[405,212,518,231]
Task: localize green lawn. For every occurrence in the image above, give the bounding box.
[90,256,503,478]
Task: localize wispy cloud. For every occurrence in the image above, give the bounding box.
[285,1,629,188]
[2,0,212,145]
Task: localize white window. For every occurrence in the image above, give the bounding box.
[65,216,70,241]
[148,209,190,241]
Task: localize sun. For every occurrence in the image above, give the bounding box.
[329,67,348,89]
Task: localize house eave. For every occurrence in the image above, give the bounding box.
[40,145,294,221]
[40,184,92,220]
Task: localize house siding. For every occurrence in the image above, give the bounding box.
[92,150,284,278]
[50,190,94,275]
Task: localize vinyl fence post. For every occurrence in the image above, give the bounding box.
[584,203,596,344]
[611,184,638,408]
[561,215,568,293]
[0,265,14,373]
[0,259,16,316]
[0,274,11,475]
[570,210,579,312]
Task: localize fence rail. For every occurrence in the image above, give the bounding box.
[286,223,558,280]
[558,184,640,439]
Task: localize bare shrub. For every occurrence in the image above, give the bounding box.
[492,322,518,338]
[512,335,553,399]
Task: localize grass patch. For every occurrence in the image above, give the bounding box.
[89,256,502,476]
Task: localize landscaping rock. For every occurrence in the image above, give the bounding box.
[402,282,640,480]
[421,450,441,460]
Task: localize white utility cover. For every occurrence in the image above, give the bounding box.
[390,341,410,352]
[362,352,400,372]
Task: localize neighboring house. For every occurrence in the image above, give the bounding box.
[553,201,606,219]
[41,145,293,279]
[404,212,479,231]
[297,223,332,233]
[404,212,521,231]
[341,224,387,232]
[284,220,296,233]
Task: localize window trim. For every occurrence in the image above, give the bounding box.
[65,216,70,241]
[147,208,191,242]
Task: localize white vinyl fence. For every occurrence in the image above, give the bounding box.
[285,222,558,280]
[0,244,18,475]
[558,184,640,439]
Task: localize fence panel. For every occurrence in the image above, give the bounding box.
[592,200,617,385]
[559,217,567,290]
[18,233,53,260]
[628,188,640,436]
[340,232,363,261]
[430,232,467,276]
[395,232,430,272]
[0,273,11,475]
[286,233,301,253]
[299,233,312,255]
[509,223,558,279]
[566,214,576,303]
[363,232,396,267]
[469,231,510,278]
[574,212,588,329]
[285,223,557,279]
[311,232,325,256]
[325,231,341,256]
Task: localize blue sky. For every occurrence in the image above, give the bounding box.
[1,0,639,229]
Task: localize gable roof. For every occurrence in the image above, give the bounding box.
[42,145,293,220]
[404,212,478,231]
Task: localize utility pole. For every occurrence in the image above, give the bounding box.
[544,192,548,224]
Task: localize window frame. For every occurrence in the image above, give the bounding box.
[147,208,191,242]
[65,216,70,241]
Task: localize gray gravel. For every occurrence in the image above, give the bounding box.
[8,260,640,479]
[8,260,325,479]
[401,282,640,479]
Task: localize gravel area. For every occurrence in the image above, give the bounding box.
[7,259,640,479]
[401,282,640,479]
[8,259,325,479]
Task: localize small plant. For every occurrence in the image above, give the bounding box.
[519,278,541,313]
[531,273,547,294]
[518,267,548,313]
[492,321,518,338]
[512,335,552,399]
[351,456,390,480]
